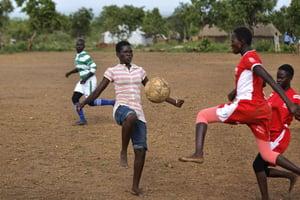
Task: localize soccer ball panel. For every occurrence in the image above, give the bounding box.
[145,77,170,103]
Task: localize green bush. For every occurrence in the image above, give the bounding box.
[282,43,297,53]
[33,31,73,51]
[253,40,272,52]
[197,37,211,52]
[0,42,28,54]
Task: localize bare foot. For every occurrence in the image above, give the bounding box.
[288,174,298,193]
[120,151,128,168]
[130,188,146,197]
[178,154,204,164]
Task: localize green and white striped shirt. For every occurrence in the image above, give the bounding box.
[74,51,97,79]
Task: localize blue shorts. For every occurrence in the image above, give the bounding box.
[114,105,147,150]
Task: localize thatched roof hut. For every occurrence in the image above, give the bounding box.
[198,25,228,42]
[199,24,281,43]
[252,23,281,42]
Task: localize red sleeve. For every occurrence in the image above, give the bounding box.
[242,51,262,71]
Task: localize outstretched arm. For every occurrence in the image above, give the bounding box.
[142,76,184,107]
[65,68,78,78]
[165,97,184,107]
[253,65,297,114]
[78,77,110,109]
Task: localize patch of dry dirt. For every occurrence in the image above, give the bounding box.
[1,51,300,200]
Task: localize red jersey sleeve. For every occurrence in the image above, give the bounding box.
[242,51,262,71]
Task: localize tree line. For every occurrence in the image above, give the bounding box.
[0,0,299,51]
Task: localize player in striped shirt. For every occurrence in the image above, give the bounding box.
[65,39,115,126]
[77,41,184,196]
[253,64,300,200]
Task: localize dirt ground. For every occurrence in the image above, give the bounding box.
[1,51,300,200]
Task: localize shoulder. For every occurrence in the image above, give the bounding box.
[288,88,300,101]
[77,51,91,59]
[79,51,89,56]
[242,50,262,65]
[132,64,146,74]
[132,63,144,70]
[105,64,120,72]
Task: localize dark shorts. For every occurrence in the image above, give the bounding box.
[114,105,147,150]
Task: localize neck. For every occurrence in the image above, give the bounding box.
[241,46,252,55]
[283,86,291,91]
[121,63,131,69]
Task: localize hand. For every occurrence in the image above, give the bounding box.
[65,72,70,78]
[294,104,300,121]
[174,99,184,108]
[288,103,299,115]
[228,89,236,102]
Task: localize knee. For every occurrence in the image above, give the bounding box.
[126,113,138,125]
[72,96,78,104]
[253,158,264,173]
[134,148,146,159]
[72,92,82,104]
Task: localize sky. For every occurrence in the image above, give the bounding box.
[9,0,291,18]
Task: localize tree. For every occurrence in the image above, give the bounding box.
[286,0,300,35]
[70,7,93,38]
[141,8,167,40]
[122,5,145,33]
[208,0,234,34]
[0,0,14,48]
[96,5,144,41]
[270,6,289,35]
[0,0,13,28]
[226,0,276,33]
[7,18,31,40]
[15,0,58,33]
[167,3,189,42]
[169,0,213,41]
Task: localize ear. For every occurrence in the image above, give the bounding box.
[240,39,247,46]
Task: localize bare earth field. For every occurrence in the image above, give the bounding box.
[1,51,300,200]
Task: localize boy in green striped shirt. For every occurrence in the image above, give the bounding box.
[65,39,115,125]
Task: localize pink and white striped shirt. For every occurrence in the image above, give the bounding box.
[104,63,147,122]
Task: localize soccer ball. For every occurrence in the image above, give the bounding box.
[145,77,170,103]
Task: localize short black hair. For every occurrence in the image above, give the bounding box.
[278,64,294,78]
[116,41,131,53]
[233,27,252,45]
[77,39,85,44]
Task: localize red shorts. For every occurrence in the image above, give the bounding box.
[217,99,272,141]
[270,128,291,154]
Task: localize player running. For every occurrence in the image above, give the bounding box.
[65,39,115,125]
[179,27,300,194]
[253,64,300,200]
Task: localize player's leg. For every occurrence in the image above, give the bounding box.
[179,107,220,163]
[178,122,207,163]
[268,130,298,193]
[83,76,113,106]
[85,76,115,106]
[72,91,87,125]
[114,105,137,168]
[131,120,147,196]
[253,153,270,200]
[120,113,137,167]
[268,168,297,193]
[89,99,115,106]
[275,155,300,177]
[256,138,300,176]
[132,148,146,196]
